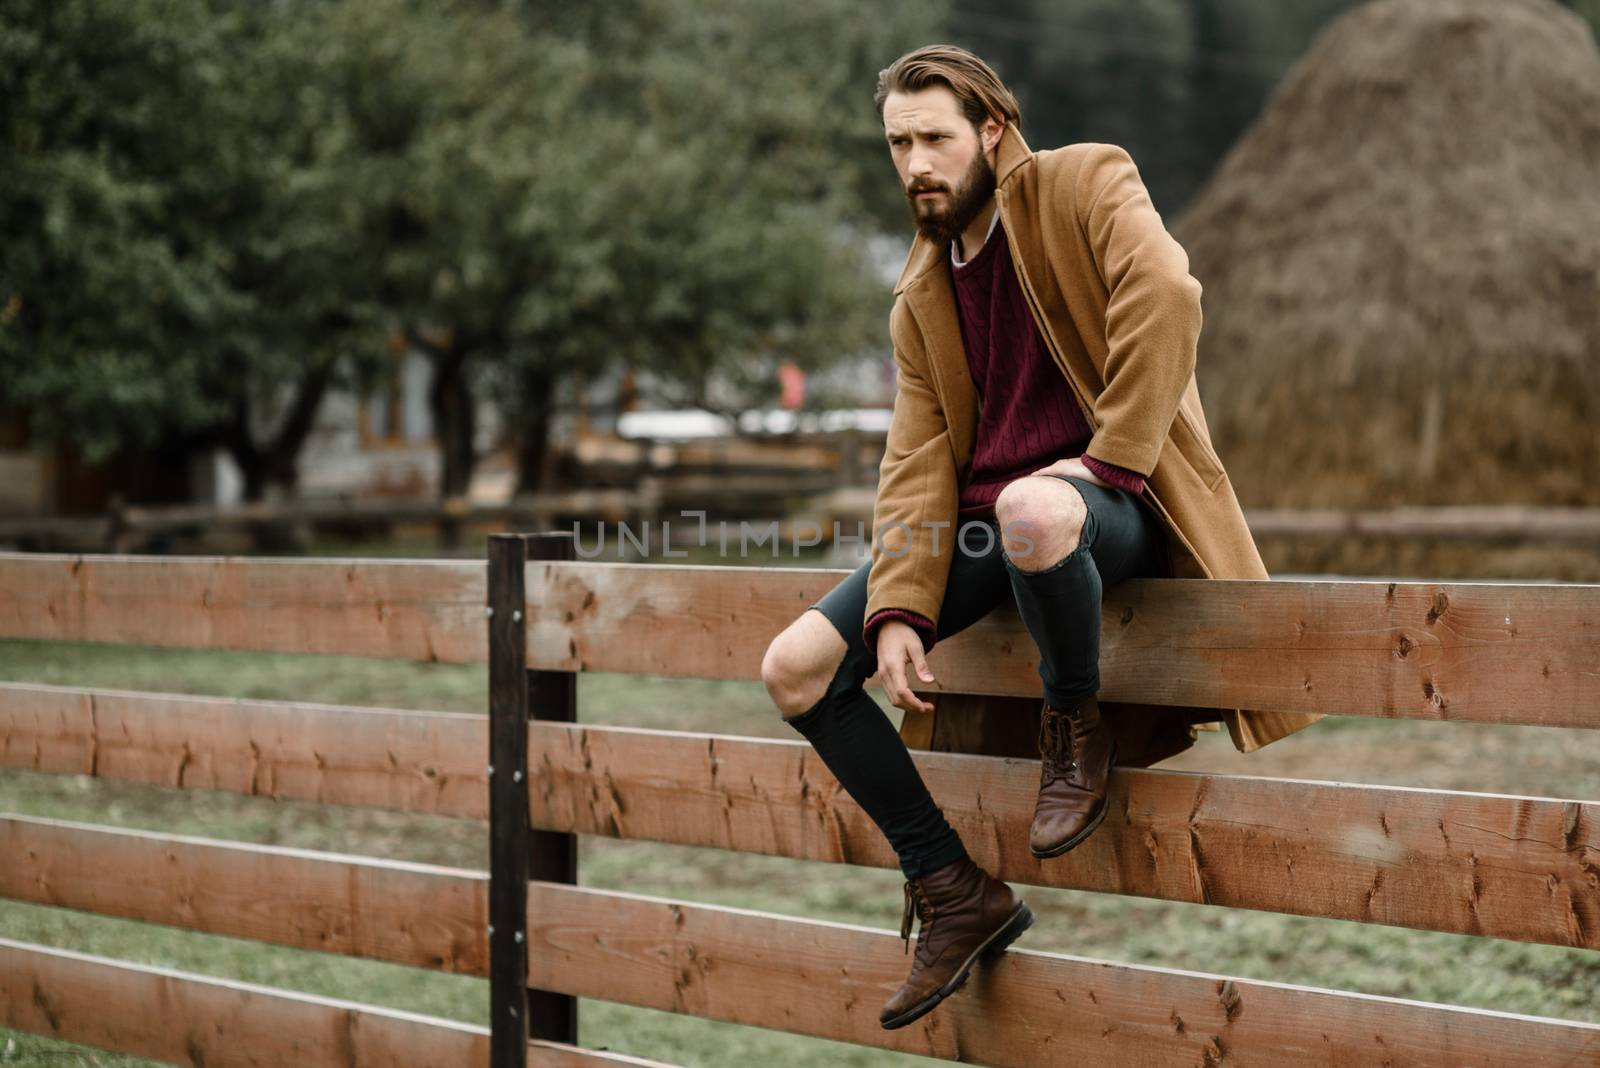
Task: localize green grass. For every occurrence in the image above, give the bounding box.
[1,634,1596,1067]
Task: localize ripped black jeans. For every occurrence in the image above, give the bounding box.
[782,476,1170,879]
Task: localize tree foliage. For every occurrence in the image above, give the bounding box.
[0,0,398,499]
[370,0,941,493]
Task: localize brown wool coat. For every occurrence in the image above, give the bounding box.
[867,125,1322,752]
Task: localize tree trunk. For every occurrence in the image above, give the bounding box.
[222,363,334,504]
[224,399,268,504]
[513,366,555,496]
[424,346,476,550]
[261,360,335,496]
[221,364,334,551]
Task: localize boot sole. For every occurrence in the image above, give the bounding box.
[1029,744,1117,860]
[879,901,1036,1031]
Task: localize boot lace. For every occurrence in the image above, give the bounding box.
[899,879,935,956]
[1039,705,1077,784]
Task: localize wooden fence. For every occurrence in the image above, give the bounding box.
[1,539,1598,1065]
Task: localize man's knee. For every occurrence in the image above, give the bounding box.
[995,476,1087,569]
[761,608,850,719]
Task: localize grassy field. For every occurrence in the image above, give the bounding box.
[1,568,1597,1065]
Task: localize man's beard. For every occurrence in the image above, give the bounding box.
[905,146,996,246]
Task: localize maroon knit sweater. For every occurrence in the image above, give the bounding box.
[863,215,1145,655]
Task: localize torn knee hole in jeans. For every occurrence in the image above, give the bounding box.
[1004,535,1092,577]
[1002,503,1098,575]
[783,697,827,727]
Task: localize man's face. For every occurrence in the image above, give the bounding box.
[882,85,999,244]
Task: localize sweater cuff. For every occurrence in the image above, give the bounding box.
[1081,453,1146,495]
[863,608,938,656]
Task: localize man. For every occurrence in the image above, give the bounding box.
[760,45,1320,1032]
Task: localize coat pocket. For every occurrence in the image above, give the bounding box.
[1169,406,1227,492]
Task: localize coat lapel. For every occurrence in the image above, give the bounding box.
[895,232,979,468]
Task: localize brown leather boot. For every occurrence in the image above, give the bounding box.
[879,854,1034,1030]
[1029,695,1117,859]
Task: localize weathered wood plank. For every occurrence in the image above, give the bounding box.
[0,682,487,818]
[526,1040,684,1068]
[0,938,489,1067]
[0,816,488,974]
[0,938,680,1067]
[6,553,1596,727]
[527,722,1600,949]
[0,552,486,661]
[527,882,1600,1066]
[526,562,1600,727]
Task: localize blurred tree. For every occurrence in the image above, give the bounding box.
[320,0,944,505]
[1559,0,1600,28]
[945,0,1369,213]
[197,2,395,501]
[405,0,945,498]
[0,0,391,502]
[0,0,241,466]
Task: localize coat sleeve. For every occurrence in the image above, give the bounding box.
[1075,144,1204,478]
[863,313,960,637]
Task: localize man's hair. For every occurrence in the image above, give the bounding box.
[874,45,1022,131]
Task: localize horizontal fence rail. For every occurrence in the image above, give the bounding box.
[1244,505,1600,543]
[7,553,1598,728]
[523,722,1600,949]
[0,815,489,975]
[0,939,676,1068]
[0,553,486,661]
[0,682,487,818]
[524,882,1600,1067]
[526,562,1600,727]
[0,938,489,1067]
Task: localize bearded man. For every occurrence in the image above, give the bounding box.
[760,44,1320,1031]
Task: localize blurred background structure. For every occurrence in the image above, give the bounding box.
[2,0,1597,573]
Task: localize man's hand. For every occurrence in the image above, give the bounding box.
[1028,455,1111,488]
[876,619,936,715]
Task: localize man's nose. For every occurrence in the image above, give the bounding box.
[906,150,934,180]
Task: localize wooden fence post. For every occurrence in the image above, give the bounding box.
[488,532,530,1067]
[491,531,578,1065]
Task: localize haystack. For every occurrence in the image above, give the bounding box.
[1173,0,1600,529]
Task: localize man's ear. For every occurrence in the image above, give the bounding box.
[982,116,1004,154]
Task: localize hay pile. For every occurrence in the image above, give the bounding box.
[1174,0,1600,533]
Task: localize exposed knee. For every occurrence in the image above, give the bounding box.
[762,616,845,719]
[995,476,1086,570]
